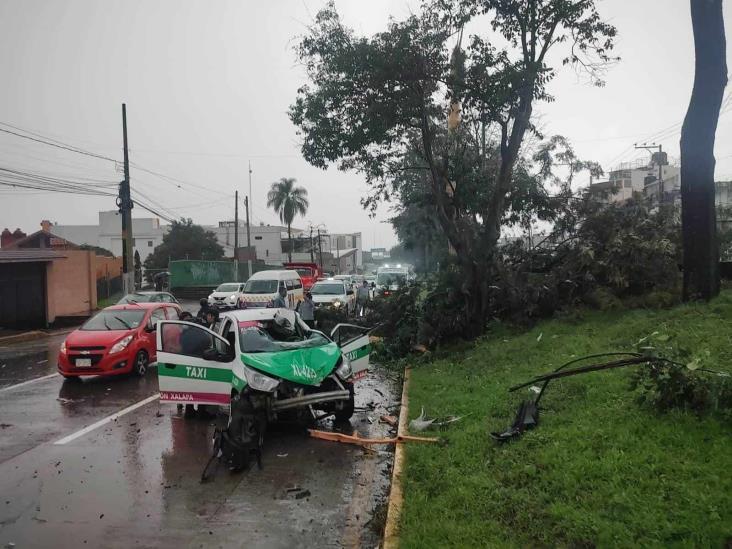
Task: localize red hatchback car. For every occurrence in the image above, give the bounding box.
[58,302,182,378]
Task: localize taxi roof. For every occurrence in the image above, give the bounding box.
[220,307,292,323]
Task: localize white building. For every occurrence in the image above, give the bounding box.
[52,211,167,263]
[209,221,363,270]
[588,159,681,206]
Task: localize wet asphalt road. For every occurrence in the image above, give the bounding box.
[0,302,397,548]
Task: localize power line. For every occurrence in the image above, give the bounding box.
[0,126,118,163]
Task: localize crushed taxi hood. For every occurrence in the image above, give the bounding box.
[241,343,341,386]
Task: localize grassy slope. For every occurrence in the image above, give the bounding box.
[401,291,732,548]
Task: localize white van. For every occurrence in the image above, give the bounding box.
[240,270,304,309]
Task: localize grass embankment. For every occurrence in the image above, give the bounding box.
[400,291,732,547]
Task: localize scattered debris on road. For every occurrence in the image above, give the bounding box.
[308,429,439,446]
[379,415,398,426]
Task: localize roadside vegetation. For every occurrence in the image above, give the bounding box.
[400,291,732,547]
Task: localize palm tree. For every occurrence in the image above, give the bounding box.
[266,177,309,262]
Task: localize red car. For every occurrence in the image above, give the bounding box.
[58,302,182,378]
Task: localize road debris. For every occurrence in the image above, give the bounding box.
[409,407,466,432]
[379,415,398,426]
[308,429,439,447]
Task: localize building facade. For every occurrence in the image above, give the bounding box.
[51,211,167,263]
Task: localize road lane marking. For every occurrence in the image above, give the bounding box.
[53,393,160,445]
[0,373,59,393]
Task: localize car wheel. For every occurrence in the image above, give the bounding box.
[133,350,149,377]
[334,382,355,421]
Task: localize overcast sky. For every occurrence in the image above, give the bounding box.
[1,1,731,249]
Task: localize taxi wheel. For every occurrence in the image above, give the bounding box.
[334,383,355,421]
[133,350,149,377]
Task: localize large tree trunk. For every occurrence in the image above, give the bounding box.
[287,224,293,263]
[681,0,727,301]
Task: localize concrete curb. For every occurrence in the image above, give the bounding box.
[0,328,76,345]
[383,367,411,549]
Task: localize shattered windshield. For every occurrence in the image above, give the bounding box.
[239,327,329,353]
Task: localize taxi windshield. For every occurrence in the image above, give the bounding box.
[239,326,329,353]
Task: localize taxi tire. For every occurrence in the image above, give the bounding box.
[334,382,355,421]
[133,350,149,377]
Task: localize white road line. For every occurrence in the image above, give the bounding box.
[53,393,160,445]
[0,373,59,392]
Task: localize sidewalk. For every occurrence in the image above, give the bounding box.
[0,325,79,345]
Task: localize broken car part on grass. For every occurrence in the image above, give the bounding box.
[491,352,661,443]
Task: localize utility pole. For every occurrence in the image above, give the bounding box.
[336,236,340,274]
[248,161,253,223]
[244,196,252,253]
[118,104,135,293]
[309,225,315,263]
[317,228,324,273]
[635,143,665,204]
[234,190,239,255]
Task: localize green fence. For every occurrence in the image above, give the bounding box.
[169,260,278,289]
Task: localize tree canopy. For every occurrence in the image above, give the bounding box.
[143,218,224,271]
[290,0,617,327]
[266,177,309,262]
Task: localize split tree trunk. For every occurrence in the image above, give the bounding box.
[680,0,727,301]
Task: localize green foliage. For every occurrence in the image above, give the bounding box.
[143,218,224,272]
[400,291,732,548]
[133,250,142,287]
[291,1,617,328]
[629,331,732,418]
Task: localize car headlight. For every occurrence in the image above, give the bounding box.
[60,340,67,354]
[332,300,342,308]
[109,334,134,354]
[335,355,353,380]
[242,364,279,392]
[229,294,237,300]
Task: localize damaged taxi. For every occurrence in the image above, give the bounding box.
[156,308,371,468]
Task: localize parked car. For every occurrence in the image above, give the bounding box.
[118,291,178,304]
[58,302,182,378]
[309,279,355,315]
[208,282,245,310]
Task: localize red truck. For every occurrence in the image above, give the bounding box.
[283,262,321,291]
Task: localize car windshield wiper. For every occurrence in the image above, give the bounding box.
[113,316,132,329]
[103,317,113,331]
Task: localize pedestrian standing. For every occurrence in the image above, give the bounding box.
[271,285,289,309]
[298,291,316,329]
[356,280,370,317]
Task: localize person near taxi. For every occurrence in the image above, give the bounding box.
[204,309,219,330]
[196,298,210,322]
[297,291,316,329]
[271,285,289,309]
[356,280,370,317]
